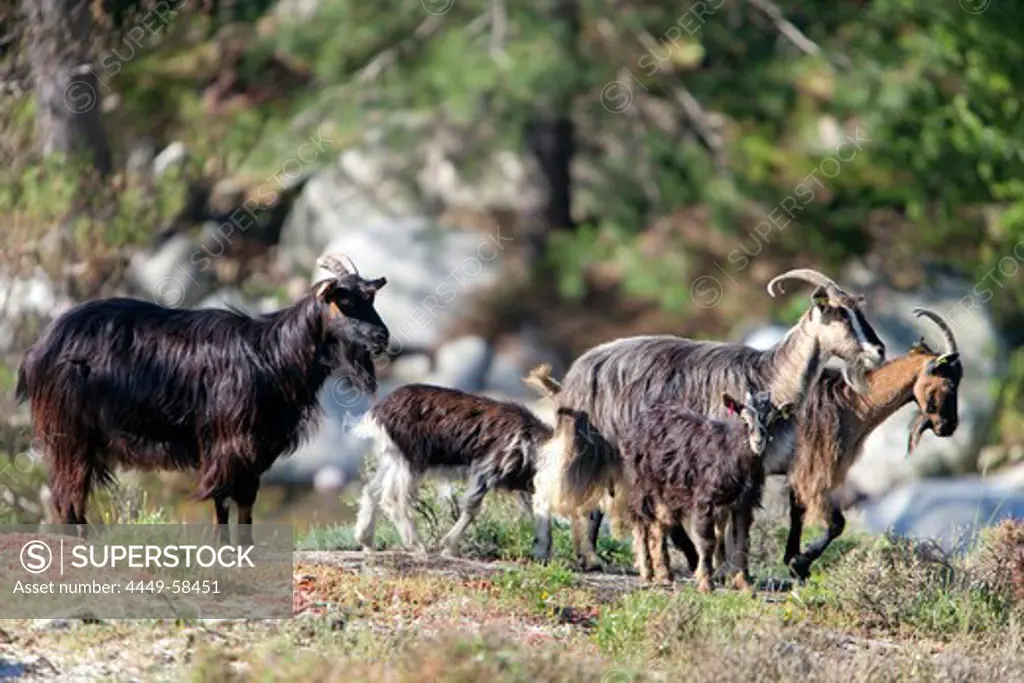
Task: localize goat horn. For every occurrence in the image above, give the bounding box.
[912,308,959,356]
[766,268,840,298]
[316,253,353,277]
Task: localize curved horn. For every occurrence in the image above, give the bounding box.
[317,253,354,277]
[766,268,840,298]
[912,308,959,355]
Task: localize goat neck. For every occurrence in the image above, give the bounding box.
[765,313,822,411]
[846,352,933,435]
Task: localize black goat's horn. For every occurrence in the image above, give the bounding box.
[317,253,356,277]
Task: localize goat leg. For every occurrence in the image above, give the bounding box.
[692,504,716,594]
[212,496,230,546]
[712,507,730,578]
[233,476,260,548]
[648,521,672,585]
[530,505,553,564]
[439,471,490,557]
[783,488,805,567]
[573,511,603,571]
[789,496,846,581]
[587,508,603,551]
[728,507,755,595]
[633,520,653,581]
[354,464,388,551]
[668,522,699,573]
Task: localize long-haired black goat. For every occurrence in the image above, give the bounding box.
[15,253,390,543]
[624,390,795,593]
[352,375,554,556]
[528,268,886,570]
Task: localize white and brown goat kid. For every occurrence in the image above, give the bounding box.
[353,383,552,556]
[623,390,796,593]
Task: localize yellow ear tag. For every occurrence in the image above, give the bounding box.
[329,302,342,317]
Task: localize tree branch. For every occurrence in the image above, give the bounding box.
[748,0,851,69]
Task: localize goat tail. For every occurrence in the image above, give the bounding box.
[350,408,385,444]
[522,363,562,400]
[533,410,620,519]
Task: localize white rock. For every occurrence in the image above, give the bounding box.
[858,465,1024,552]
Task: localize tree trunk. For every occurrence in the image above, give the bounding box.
[520,0,579,270]
[22,0,112,177]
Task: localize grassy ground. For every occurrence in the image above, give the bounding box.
[0,487,1021,682]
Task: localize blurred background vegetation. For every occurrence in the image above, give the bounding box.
[0,0,1022,528]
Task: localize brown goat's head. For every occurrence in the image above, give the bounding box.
[723,389,795,456]
[906,308,962,455]
[767,268,886,395]
[314,253,390,355]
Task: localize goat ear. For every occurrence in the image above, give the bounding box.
[314,279,336,301]
[722,393,741,415]
[810,286,830,308]
[362,276,387,294]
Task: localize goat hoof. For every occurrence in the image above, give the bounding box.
[788,556,812,582]
[731,573,756,596]
[696,577,714,594]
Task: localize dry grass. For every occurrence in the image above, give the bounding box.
[0,516,1020,681]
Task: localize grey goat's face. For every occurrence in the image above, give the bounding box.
[722,390,795,455]
[766,269,886,396]
[809,287,886,388]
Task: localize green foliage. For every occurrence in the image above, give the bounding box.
[493,561,578,615]
[803,532,1020,638]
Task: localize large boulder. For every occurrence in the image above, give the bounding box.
[307,219,507,350]
[0,268,73,355]
[857,464,1024,552]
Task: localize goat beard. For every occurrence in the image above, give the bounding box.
[841,357,870,396]
[906,412,932,457]
[332,344,380,397]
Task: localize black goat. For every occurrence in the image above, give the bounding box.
[15,253,390,544]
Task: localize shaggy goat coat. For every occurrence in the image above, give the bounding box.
[622,398,796,588]
[624,409,770,519]
[529,276,886,567]
[536,332,823,515]
[16,275,389,530]
[353,384,553,553]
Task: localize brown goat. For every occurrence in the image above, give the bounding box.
[352,384,552,556]
[782,307,962,578]
[623,390,795,593]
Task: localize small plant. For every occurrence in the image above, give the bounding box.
[494,561,578,616]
